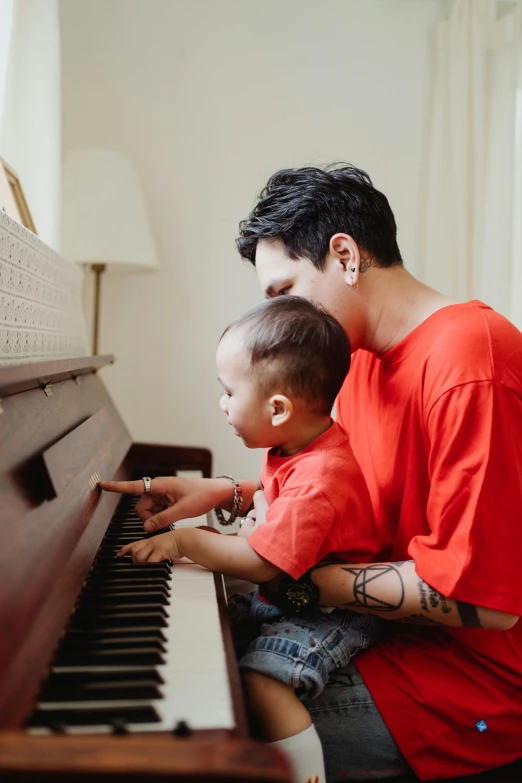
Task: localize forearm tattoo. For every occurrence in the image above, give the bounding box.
[417,580,452,615]
[337,562,483,627]
[341,564,405,612]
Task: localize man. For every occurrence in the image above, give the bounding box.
[102,164,522,780]
[234,164,522,781]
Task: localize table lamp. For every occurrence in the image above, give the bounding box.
[61,149,159,354]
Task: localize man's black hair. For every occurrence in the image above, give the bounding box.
[236,163,403,269]
[221,296,350,415]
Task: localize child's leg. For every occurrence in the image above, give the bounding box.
[243,671,326,783]
[243,670,311,741]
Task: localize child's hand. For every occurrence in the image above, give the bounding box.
[117,531,183,563]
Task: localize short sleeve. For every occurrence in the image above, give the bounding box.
[409,380,522,615]
[247,486,336,580]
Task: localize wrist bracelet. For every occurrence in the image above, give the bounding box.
[214,474,243,527]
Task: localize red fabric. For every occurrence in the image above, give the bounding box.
[336,301,522,780]
[247,421,379,579]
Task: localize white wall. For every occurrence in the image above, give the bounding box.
[60,0,443,481]
[1,0,61,248]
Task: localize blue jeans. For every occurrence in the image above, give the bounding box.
[228,590,385,699]
[228,591,408,779]
[303,662,408,780]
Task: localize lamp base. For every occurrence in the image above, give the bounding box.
[92,263,106,355]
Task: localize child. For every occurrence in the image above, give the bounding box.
[116,296,383,783]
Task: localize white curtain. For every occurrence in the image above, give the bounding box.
[0,0,15,117]
[0,0,61,248]
[419,0,522,330]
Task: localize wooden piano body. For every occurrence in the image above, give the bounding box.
[0,355,291,781]
[0,211,290,781]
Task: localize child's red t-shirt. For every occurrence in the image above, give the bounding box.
[337,301,522,780]
[247,421,379,579]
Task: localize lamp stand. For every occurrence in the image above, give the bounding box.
[91,263,106,355]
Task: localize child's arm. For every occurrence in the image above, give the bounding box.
[117,528,280,583]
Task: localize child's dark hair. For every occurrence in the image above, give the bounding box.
[221,296,351,415]
[236,162,403,269]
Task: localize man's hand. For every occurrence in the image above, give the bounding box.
[118,530,183,563]
[238,489,268,539]
[99,476,258,533]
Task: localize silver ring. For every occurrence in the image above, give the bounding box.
[142,476,152,493]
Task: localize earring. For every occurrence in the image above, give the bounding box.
[350,281,359,291]
[351,267,355,272]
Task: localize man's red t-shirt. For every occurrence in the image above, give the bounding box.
[336,301,522,780]
[247,421,379,579]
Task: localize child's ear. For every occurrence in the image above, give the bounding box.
[269,394,293,427]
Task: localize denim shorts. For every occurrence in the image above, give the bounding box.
[228,590,385,700]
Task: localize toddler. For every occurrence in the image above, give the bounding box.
[118,296,383,783]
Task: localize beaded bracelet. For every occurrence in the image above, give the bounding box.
[214,474,243,527]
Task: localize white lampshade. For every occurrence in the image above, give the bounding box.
[61,149,158,272]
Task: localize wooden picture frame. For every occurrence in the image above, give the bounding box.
[0,158,36,234]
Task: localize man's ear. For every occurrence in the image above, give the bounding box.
[329,233,360,288]
[269,394,293,427]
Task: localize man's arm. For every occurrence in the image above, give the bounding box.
[309,559,519,630]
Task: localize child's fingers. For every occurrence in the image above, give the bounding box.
[145,549,171,563]
[117,539,150,558]
[129,542,154,563]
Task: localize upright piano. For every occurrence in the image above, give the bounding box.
[0,213,290,781]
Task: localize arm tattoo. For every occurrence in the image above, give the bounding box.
[418,579,452,615]
[456,600,482,628]
[341,564,405,612]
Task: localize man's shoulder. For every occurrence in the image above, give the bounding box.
[423,302,522,388]
[351,301,522,388]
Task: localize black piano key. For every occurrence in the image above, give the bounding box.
[85,587,171,598]
[74,601,167,623]
[94,563,171,574]
[86,577,171,589]
[49,669,164,684]
[71,612,168,629]
[80,592,170,607]
[41,678,162,702]
[59,635,166,652]
[55,647,165,666]
[29,704,161,728]
[65,627,167,640]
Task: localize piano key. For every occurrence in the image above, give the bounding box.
[59,636,166,652]
[79,590,169,609]
[42,679,162,702]
[74,601,166,623]
[29,702,161,728]
[65,627,167,641]
[70,611,168,629]
[54,648,166,667]
[93,564,171,575]
[47,669,164,685]
[86,577,171,589]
